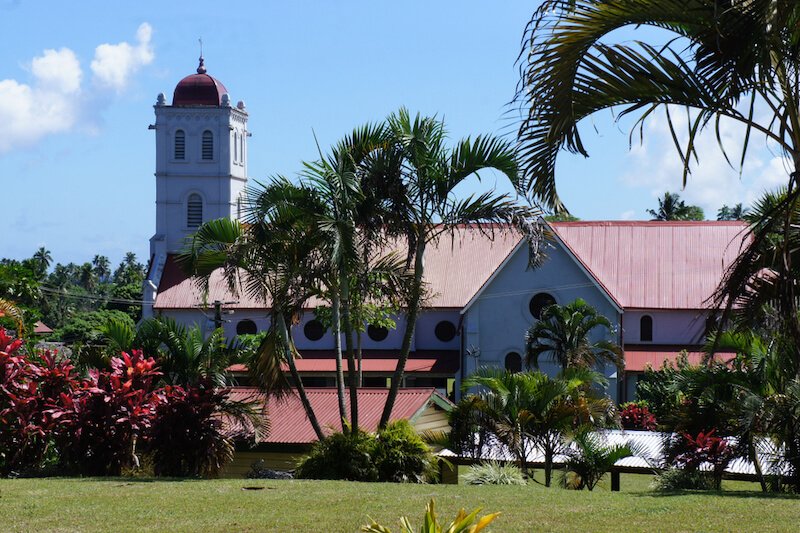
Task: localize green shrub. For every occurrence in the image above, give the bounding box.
[295,430,378,481]
[651,467,716,492]
[374,420,437,483]
[463,461,527,485]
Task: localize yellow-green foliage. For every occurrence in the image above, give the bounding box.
[362,498,500,533]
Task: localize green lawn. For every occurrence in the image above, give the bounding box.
[0,474,798,532]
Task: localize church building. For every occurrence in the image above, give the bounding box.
[143,61,746,404]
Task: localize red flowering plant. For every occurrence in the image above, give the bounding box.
[58,350,163,476]
[673,428,734,490]
[619,402,658,431]
[1,327,82,475]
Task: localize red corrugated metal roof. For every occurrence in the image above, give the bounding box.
[550,221,747,310]
[227,387,451,444]
[624,345,735,371]
[156,221,748,312]
[228,349,459,374]
[154,227,521,309]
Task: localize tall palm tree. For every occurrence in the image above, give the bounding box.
[32,247,52,277]
[516,1,800,214]
[525,298,623,372]
[378,108,543,428]
[647,192,704,221]
[92,255,111,282]
[178,181,328,441]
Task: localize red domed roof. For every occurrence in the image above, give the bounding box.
[172,57,228,106]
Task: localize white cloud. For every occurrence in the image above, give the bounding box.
[620,106,791,216]
[31,48,81,94]
[619,210,636,220]
[0,24,153,153]
[0,48,81,153]
[91,23,154,91]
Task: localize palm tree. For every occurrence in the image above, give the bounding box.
[378,108,543,428]
[717,203,749,221]
[32,247,52,277]
[92,255,111,282]
[516,1,800,214]
[647,192,704,221]
[712,188,800,365]
[178,181,328,441]
[463,366,614,487]
[525,298,622,372]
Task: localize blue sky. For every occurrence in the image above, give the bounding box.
[0,0,787,267]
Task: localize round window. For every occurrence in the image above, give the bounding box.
[505,352,522,373]
[367,324,389,342]
[434,320,457,342]
[236,319,257,335]
[304,320,325,341]
[529,293,556,319]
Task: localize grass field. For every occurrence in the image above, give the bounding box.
[1,474,798,532]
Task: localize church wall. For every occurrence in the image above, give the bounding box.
[461,238,622,401]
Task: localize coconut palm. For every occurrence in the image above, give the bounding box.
[525,298,622,372]
[647,192,704,221]
[517,0,800,213]
[32,247,52,277]
[92,255,111,282]
[717,203,749,221]
[378,108,543,428]
[178,180,329,440]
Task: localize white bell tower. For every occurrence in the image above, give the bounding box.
[143,56,249,318]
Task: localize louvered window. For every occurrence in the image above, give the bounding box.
[202,130,213,160]
[174,130,185,160]
[234,132,239,162]
[187,194,203,228]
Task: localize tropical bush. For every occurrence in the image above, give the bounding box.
[619,402,657,431]
[148,381,258,478]
[651,467,717,492]
[373,420,437,483]
[0,328,258,478]
[295,430,379,481]
[361,498,499,533]
[463,461,527,486]
[296,422,436,483]
[560,429,632,491]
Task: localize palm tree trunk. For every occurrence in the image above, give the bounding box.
[277,313,325,441]
[544,447,554,488]
[749,438,768,493]
[357,331,363,387]
[331,293,349,432]
[380,238,426,429]
[340,270,359,432]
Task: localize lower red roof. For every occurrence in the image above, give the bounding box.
[624,345,735,372]
[228,387,452,445]
[228,350,459,375]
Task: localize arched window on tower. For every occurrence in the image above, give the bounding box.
[174,130,185,160]
[187,194,203,228]
[640,315,653,342]
[233,132,239,162]
[202,130,213,160]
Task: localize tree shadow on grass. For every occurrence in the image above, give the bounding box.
[639,489,800,500]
